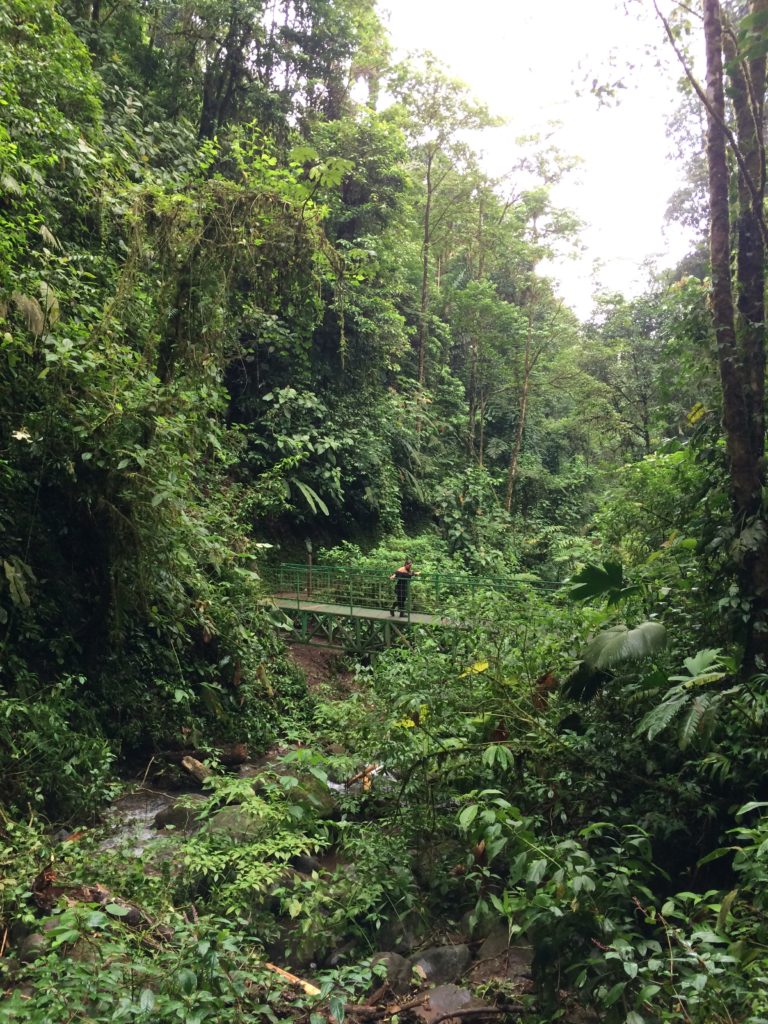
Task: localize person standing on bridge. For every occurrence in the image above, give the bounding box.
[390,559,418,617]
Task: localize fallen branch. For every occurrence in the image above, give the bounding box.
[264,962,321,997]
[429,1010,513,1024]
[345,764,382,787]
[346,993,430,1020]
[181,756,212,785]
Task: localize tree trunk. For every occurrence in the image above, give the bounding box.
[417,150,433,387]
[505,378,529,513]
[467,334,478,457]
[703,0,768,671]
[505,301,538,512]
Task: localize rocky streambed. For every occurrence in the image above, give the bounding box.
[83,753,536,1019]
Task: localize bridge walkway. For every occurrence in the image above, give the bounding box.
[273,595,445,626]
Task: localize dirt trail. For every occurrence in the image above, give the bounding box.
[287,643,354,690]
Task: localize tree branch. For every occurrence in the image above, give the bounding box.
[652,0,768,246]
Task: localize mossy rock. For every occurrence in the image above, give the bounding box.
[154,794,208,832]
[206,805,268,841]
[252,769,338,820]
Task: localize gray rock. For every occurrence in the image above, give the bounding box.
[469,925,533,986]
[477,923,512,960]
[206,805,266,841]
[412,984,487,1024]
[373,910,427,954]
[371,951,413,995]
[154,794,208,832]
[246,761,338,819]
[18,933,46,963]
[410,944,471,984]
[67,937,101,962]
[291,776,338,818]
[289,853,322,875]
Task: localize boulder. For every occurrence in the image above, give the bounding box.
[411,984,488,1024]
[289,853,322,875]
[477,923,512,960]
[18,933,46,963]
[242,757,338,820]
[288,775,338,819]
[154,794,208,832]
[206,805,267,842]
[371,951,413,995]
[409,944,471,985]
[372,910,427,955]
[468,924,533,987]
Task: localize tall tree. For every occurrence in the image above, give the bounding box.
[657,0,768,670]
[391,56,496,386]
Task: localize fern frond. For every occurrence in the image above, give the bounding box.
[12,292,44,335]
[636,695,688,742]
[678,694,711,750]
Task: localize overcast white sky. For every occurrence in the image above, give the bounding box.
[379,0,696,318]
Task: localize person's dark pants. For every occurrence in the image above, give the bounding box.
[392,581,408,615]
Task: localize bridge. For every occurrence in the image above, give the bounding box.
[269,563,559,652]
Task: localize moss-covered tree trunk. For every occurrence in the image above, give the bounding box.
[703,0,768,672]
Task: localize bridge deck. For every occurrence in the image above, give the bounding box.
[273,597,444,626]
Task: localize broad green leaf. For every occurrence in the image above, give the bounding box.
[570,561,624,601]
[139,989,155,1012]
[736,801,768,816]
[458,804,478,830]
[682,649,723,676]
[177,968,197,995]
[527,858,547,884]
[603,980,626,1006]
[105,903,131,917]
[584,622,666,671]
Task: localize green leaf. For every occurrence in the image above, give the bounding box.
[636,696,688,742]
[678,695,711,750]
[293,479,329,516]
[736,801,768,816]
[570,561,624,601]
[603,980,626,1006]
[458,804,478,830]
[177,968,197,995]
[84,911,108,928]
[139,989,156,1012]
[105,903,131,917]
[637,984,660,1002]
[682,649,723,676]
[583,622,666,671]
[717,889,738,930]
[527,858,547,884]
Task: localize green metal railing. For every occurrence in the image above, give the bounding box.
[270,563,561,617]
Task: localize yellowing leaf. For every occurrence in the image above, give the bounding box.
[687,402,706,424]
[460,660,489,677]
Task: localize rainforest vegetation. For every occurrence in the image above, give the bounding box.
[1,0,767,1021]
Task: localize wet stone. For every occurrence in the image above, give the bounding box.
[409,944,471,985]
[18,933,46,963]
[412,984,488,1024]
[206,804,267,841]
[371,951,413,995]
[154,794,208,832]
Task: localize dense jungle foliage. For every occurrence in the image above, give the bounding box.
[1,0,767,1022]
